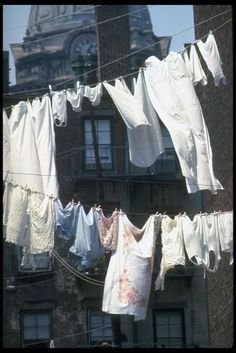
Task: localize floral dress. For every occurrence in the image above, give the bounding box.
[102,213,160,321]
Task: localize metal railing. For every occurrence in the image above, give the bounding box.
[56,145,182,179]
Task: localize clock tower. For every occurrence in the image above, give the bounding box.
[10,5,171,92]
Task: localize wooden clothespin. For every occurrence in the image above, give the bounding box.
[77,201,81,207]
[48,85,53,95]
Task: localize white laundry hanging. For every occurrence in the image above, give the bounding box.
[50,87,68,127]
[4,96,58,254]
[217,211,233,265]
[196,31,227,87]
[144,53,224,194]
[155,215,186,291]
[181,44,207,86]
[118,70,165,168]
[103,78,151,129]
[66,81,84,112]
[102,213,160,321]
[84,83,103,106]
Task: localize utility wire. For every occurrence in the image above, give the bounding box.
[3,10,232,100]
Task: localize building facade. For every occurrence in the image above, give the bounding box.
[2,5,226,348]
[193,5,233,348]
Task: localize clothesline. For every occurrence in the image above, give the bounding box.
[3,176,229,217]
[3,11,231,102]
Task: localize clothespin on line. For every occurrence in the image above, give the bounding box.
[48,85,53,95]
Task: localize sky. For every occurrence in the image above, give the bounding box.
[3,5,195,86]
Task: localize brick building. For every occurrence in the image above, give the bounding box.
[3,5,231,348]
[193,5,233,348]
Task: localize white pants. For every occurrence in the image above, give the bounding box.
[144,53,223,194]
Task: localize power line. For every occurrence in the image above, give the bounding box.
[2,10,232,100]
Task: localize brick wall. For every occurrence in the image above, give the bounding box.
[96,5,131,82]
[193,5,233,348]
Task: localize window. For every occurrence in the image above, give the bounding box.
[150,125,177,176]
[154,309,185,348]
[87,310,112,346]
[84,119,112,171]
[18,247,52,272]
[21,310,52,348]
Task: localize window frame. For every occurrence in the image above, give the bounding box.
[83,117,113,172]
[20,310,53,348]
[87,309,113,347]
[153,308,185,348]
[18,247,52,273]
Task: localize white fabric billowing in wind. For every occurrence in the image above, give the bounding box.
[66,84,84,112]
[181,44,207,86]
[118,71,164,167]
[196,32,226,87]
[84,83,103,106]
[102,213,158,321]
[103,79,151,129]
[144,54,223,194]
[155,215,185,291]
[51,89,67,126]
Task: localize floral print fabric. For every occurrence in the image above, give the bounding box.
[102,213,160,321]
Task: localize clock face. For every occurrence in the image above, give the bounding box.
[71,33,97,58]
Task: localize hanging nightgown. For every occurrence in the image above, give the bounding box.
[102,213,160,321]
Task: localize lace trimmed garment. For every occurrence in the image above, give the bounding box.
[96,209,119,251]
[155,215,185,291]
